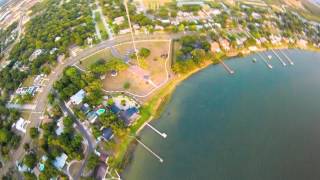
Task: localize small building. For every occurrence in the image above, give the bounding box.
[87,111,98,124]
[210,42,221,53]
[113,16,125,25]
[252,12,261,19]
[101,128,113,141]
[219,39,230,51]
[80,103,90,114]
[12,117,30,133]
[55,118,64,136]
[53,153,68,170]
[119,28,131,35]
[69,89,86,106]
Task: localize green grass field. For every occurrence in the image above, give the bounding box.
[78,48,112,70]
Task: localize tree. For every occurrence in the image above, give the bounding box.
[86,153,100,171]
[0,128,10,143]
[63,116,74,132]
[23,153,37,168]
[30,127,39,139]
[24,172,37,180]
[138,48,151,58]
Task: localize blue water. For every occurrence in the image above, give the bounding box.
[123,50,320,180]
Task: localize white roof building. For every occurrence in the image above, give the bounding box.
[69,89,86,105]
[113,16,125,25]
[55,117,64,136]
[53,153,68,170]
[119,28,131,35]
[12,117,30,133]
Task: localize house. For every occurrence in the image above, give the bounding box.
[87,111,98,123]
[297,39,308,48]
[12,117,30,133]
[53,153,68,170]
[80,103,90,114]
[113,16,125,25]
[69,89,86,106]
[177,0,204,7]
[29,49,43,61]
[210,42,221,53]
[252,12,261,19]
[119,107,140,126]
[101,128,113,141]
[55,118,64,136]
[119,28,131,35]
[155,25,164,31]
[219,39,230,51]
[110,104,121,114]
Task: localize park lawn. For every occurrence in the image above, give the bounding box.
[78,49,112,70]
[103,40,172,99]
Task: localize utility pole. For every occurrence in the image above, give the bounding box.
[124,0,140,65]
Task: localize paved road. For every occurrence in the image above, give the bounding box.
[57,98,95,180]
[0,32,190,177]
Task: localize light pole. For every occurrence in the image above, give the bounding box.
[124,0,140,65]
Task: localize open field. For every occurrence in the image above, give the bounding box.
[103,40,172,101]
[78,48,112,70]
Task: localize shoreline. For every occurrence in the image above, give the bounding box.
[114,45,319,175]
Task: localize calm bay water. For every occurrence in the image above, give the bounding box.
[123,50,320,180]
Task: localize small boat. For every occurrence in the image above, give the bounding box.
[252,58,257,63]
[268,55,272,60]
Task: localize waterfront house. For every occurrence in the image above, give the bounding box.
[119,107,140,126]
[219,38,230,51]
[210,42,221,53]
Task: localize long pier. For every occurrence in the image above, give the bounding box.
[133,137,164,163]
[279,50,294,65]
[271,49,286,66]
[257,52,273,69]
[146,123,167,138]
[219,60,235,74]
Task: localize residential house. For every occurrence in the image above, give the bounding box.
[210,42,221,53]
[219,38,230,51]
[113,16,125,25]
[53,153,68,170]
[119,107,140,126]
[12,117,30,133]
[101,128,113,141]
[69,89,86,106]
